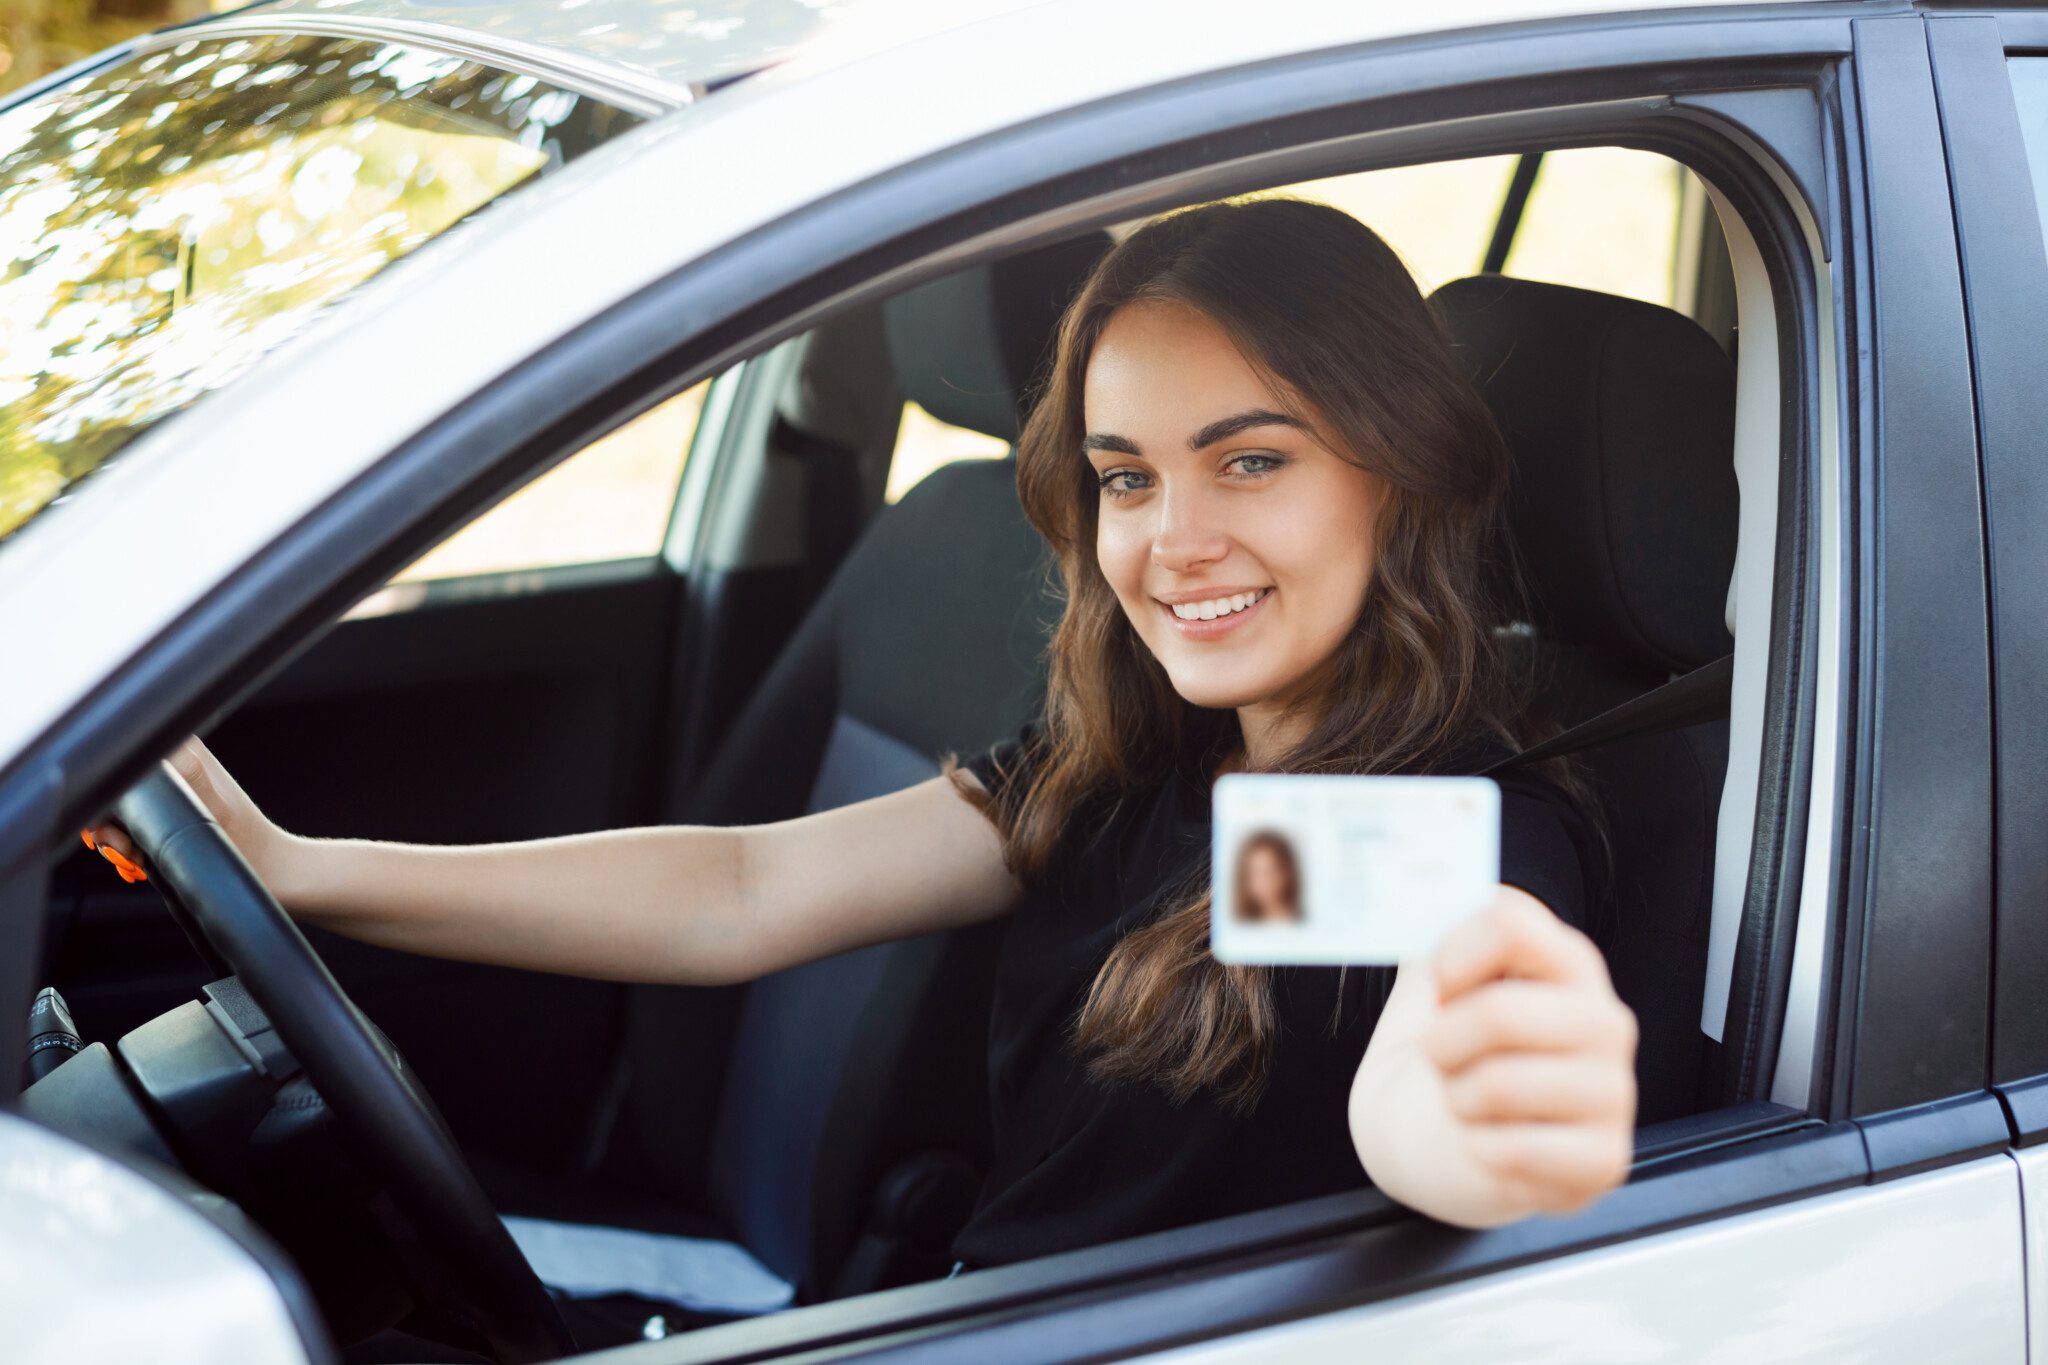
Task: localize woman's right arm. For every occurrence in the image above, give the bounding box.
[87,737,1024,987]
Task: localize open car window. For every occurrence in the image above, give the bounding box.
[0,32,639,547]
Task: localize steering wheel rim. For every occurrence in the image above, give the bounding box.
[115,762,574,1363]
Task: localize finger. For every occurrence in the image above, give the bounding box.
[1443,1054,1635,1125]
[169,735,238,823]
[1434,890,1606,1002]
[169,735,211,791]
[88,824,139,863]
[83,823,148,882]
[1463,1122,1633,1214]
[1424,982,1637,1075]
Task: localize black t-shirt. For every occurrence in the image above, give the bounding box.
[950,723,1595,1268]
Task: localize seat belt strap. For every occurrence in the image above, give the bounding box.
[1483,652,1734,776]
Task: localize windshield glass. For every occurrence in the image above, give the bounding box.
[0,33,640,545]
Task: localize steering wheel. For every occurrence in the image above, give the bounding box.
[114,762,575,1363]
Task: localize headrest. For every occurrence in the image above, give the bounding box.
[1431,275,1738,676]
[884,232,1114,444]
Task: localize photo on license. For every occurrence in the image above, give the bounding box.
[1210,774,1500,965]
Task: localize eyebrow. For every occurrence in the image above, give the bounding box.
[1081,408,1306,458]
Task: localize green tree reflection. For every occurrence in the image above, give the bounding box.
[0,33,634,542]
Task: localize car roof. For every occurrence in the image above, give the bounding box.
[2,0,1821,780]
[200,0,1817,110]
[198,0,1064,109]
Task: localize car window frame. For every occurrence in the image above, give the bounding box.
[1809,15,1998,1132]
[6,4,1986,1358]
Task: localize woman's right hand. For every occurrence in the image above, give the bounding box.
[81,736,288,887]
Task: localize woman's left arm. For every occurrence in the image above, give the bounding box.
[1348,887,1638,1228]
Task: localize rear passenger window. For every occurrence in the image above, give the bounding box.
[356,379,707,599]
[1275,147,1710,316]
[885,399,1008,503]
[2011,57,2048,251]
[875,147,1719,509]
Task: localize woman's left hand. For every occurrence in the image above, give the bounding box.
[1349,887,1638,1228]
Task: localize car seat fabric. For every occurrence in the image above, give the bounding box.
[690,458,1061,1291]
[1432,274,1739,1125]
[882,231,1114,444]
[573,232,1113,1311]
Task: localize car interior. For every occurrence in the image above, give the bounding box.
[30,146,1752,1361]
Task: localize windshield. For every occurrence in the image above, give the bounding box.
[0,33,640,545]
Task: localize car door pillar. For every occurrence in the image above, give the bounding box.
[1833,14,1994,1121]
[1922,17,2048,1136]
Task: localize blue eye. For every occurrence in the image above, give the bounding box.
[1096,468,1149,498]
[1228,453,1287,478]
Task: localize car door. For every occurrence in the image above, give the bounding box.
[1102,13,2017,1359]
[1102,12,2018,1359]
[545,8,2014,1360]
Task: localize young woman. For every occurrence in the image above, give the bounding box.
[1230,831,1304,923]
[86,196,1638,1267]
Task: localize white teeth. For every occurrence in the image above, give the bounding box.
[1169,588,1267,621]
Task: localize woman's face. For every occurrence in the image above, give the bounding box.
[1240,842,1299,921]
[1083,299,1387,717]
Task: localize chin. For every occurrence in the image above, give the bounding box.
[1160,664,1290,712]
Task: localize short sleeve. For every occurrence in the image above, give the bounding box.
[1496,773,1594,933]
[961,718,1046,806]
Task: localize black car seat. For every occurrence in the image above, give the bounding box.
[487,233,1113,1330]
[1431,274,1740,1126]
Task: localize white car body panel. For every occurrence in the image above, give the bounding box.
[2011,1145,2048,1363]
[0,1111,313,1363]
[1144,1157,2027,1364]
[0,0,1806,772]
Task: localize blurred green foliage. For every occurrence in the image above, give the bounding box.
[0,30,632,543]
[0,0,211,99]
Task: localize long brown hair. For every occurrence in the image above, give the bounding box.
[952,196,1544,1109]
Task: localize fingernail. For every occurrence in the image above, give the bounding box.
[100,847,146,882]
[80,830,97,851]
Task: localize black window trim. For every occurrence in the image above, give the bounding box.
[1925,16,2048,1121]
[1827,14,1997,1122]
[9,4,1992,1357]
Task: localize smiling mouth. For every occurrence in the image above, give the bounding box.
[1164,587,1271,622]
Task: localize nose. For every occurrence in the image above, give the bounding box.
[1149,484,1230,575]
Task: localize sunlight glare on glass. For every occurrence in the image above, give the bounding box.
[0,33,636,546]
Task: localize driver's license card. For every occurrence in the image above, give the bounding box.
[1209,774,1500,965]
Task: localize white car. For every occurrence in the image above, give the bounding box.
[4,0,2045,1360]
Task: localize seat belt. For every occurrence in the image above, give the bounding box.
[1483,652,1734,776]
